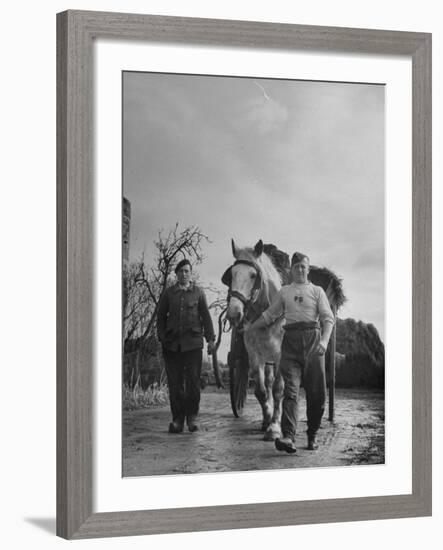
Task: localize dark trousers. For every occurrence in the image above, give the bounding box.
[279,328,326,441]
[162,348,203,426]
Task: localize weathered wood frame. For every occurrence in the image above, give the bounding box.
[57,10,432,539]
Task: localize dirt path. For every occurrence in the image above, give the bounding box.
[123,388,384,477]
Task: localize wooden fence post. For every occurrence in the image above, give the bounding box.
[328,305,337,421]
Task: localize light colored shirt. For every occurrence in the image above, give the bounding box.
[262,282,334,326]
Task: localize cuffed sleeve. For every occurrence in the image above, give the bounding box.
[262,290,285,325]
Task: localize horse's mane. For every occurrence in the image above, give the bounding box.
[234,246,282,290]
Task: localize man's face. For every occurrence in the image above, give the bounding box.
[177,265,192,286]
[291,258,310,283]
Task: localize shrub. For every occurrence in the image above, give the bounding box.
[123,378,169,410]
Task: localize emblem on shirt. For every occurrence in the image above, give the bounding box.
[294,296,304,303]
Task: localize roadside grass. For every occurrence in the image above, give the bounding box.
[123,379,169,410]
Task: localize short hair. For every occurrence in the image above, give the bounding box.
[175,259,192,274]
[291,252,310,266]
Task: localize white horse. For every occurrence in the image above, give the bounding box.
[223,239,284,440]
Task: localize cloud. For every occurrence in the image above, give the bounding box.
[123,73,385,340]
[243,91,289,135]
[353,248,385,270]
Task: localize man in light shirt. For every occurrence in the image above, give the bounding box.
[250,252,334,453]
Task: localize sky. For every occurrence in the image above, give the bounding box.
[123,71,385,347]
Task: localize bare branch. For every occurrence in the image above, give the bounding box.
[123,223,211,353]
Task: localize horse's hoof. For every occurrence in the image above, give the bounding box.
[263,429,281,441]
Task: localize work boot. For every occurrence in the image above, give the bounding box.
[187,416,199,433]
[275,437,297,454]
[307,434,318,450]
[168,421,183,434]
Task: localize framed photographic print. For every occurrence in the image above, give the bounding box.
[57,10,431,539]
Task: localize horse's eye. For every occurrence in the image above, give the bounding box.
[250,273,256,279]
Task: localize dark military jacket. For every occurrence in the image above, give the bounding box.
[156,283,215,352]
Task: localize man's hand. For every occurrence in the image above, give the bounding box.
[207,340,216,355]
[239,320,252,333]
[317,321,333,355]
[314,340,327,355]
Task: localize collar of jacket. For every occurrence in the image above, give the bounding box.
[172,282,195,293]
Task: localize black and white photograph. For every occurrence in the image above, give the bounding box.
[122,71,385,477]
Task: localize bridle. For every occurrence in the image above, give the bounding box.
[221,259,263,322]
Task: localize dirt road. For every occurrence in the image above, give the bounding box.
[123,388,384,477]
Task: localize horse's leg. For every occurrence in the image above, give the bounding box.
[262,362,275,431]
[264,362,284,441]
[250,359,273,431]
[264,362,274,401]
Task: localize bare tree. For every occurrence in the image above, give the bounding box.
[123,224,210,386]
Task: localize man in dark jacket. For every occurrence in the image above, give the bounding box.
[157,259,215,433]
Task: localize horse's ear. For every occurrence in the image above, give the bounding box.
[231,238,239,258]
[254,239,264,257]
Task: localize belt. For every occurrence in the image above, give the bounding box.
[283,321,319,331]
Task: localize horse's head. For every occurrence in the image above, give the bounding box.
[222,239,264,327]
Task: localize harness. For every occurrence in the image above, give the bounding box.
[221,259,264,323]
